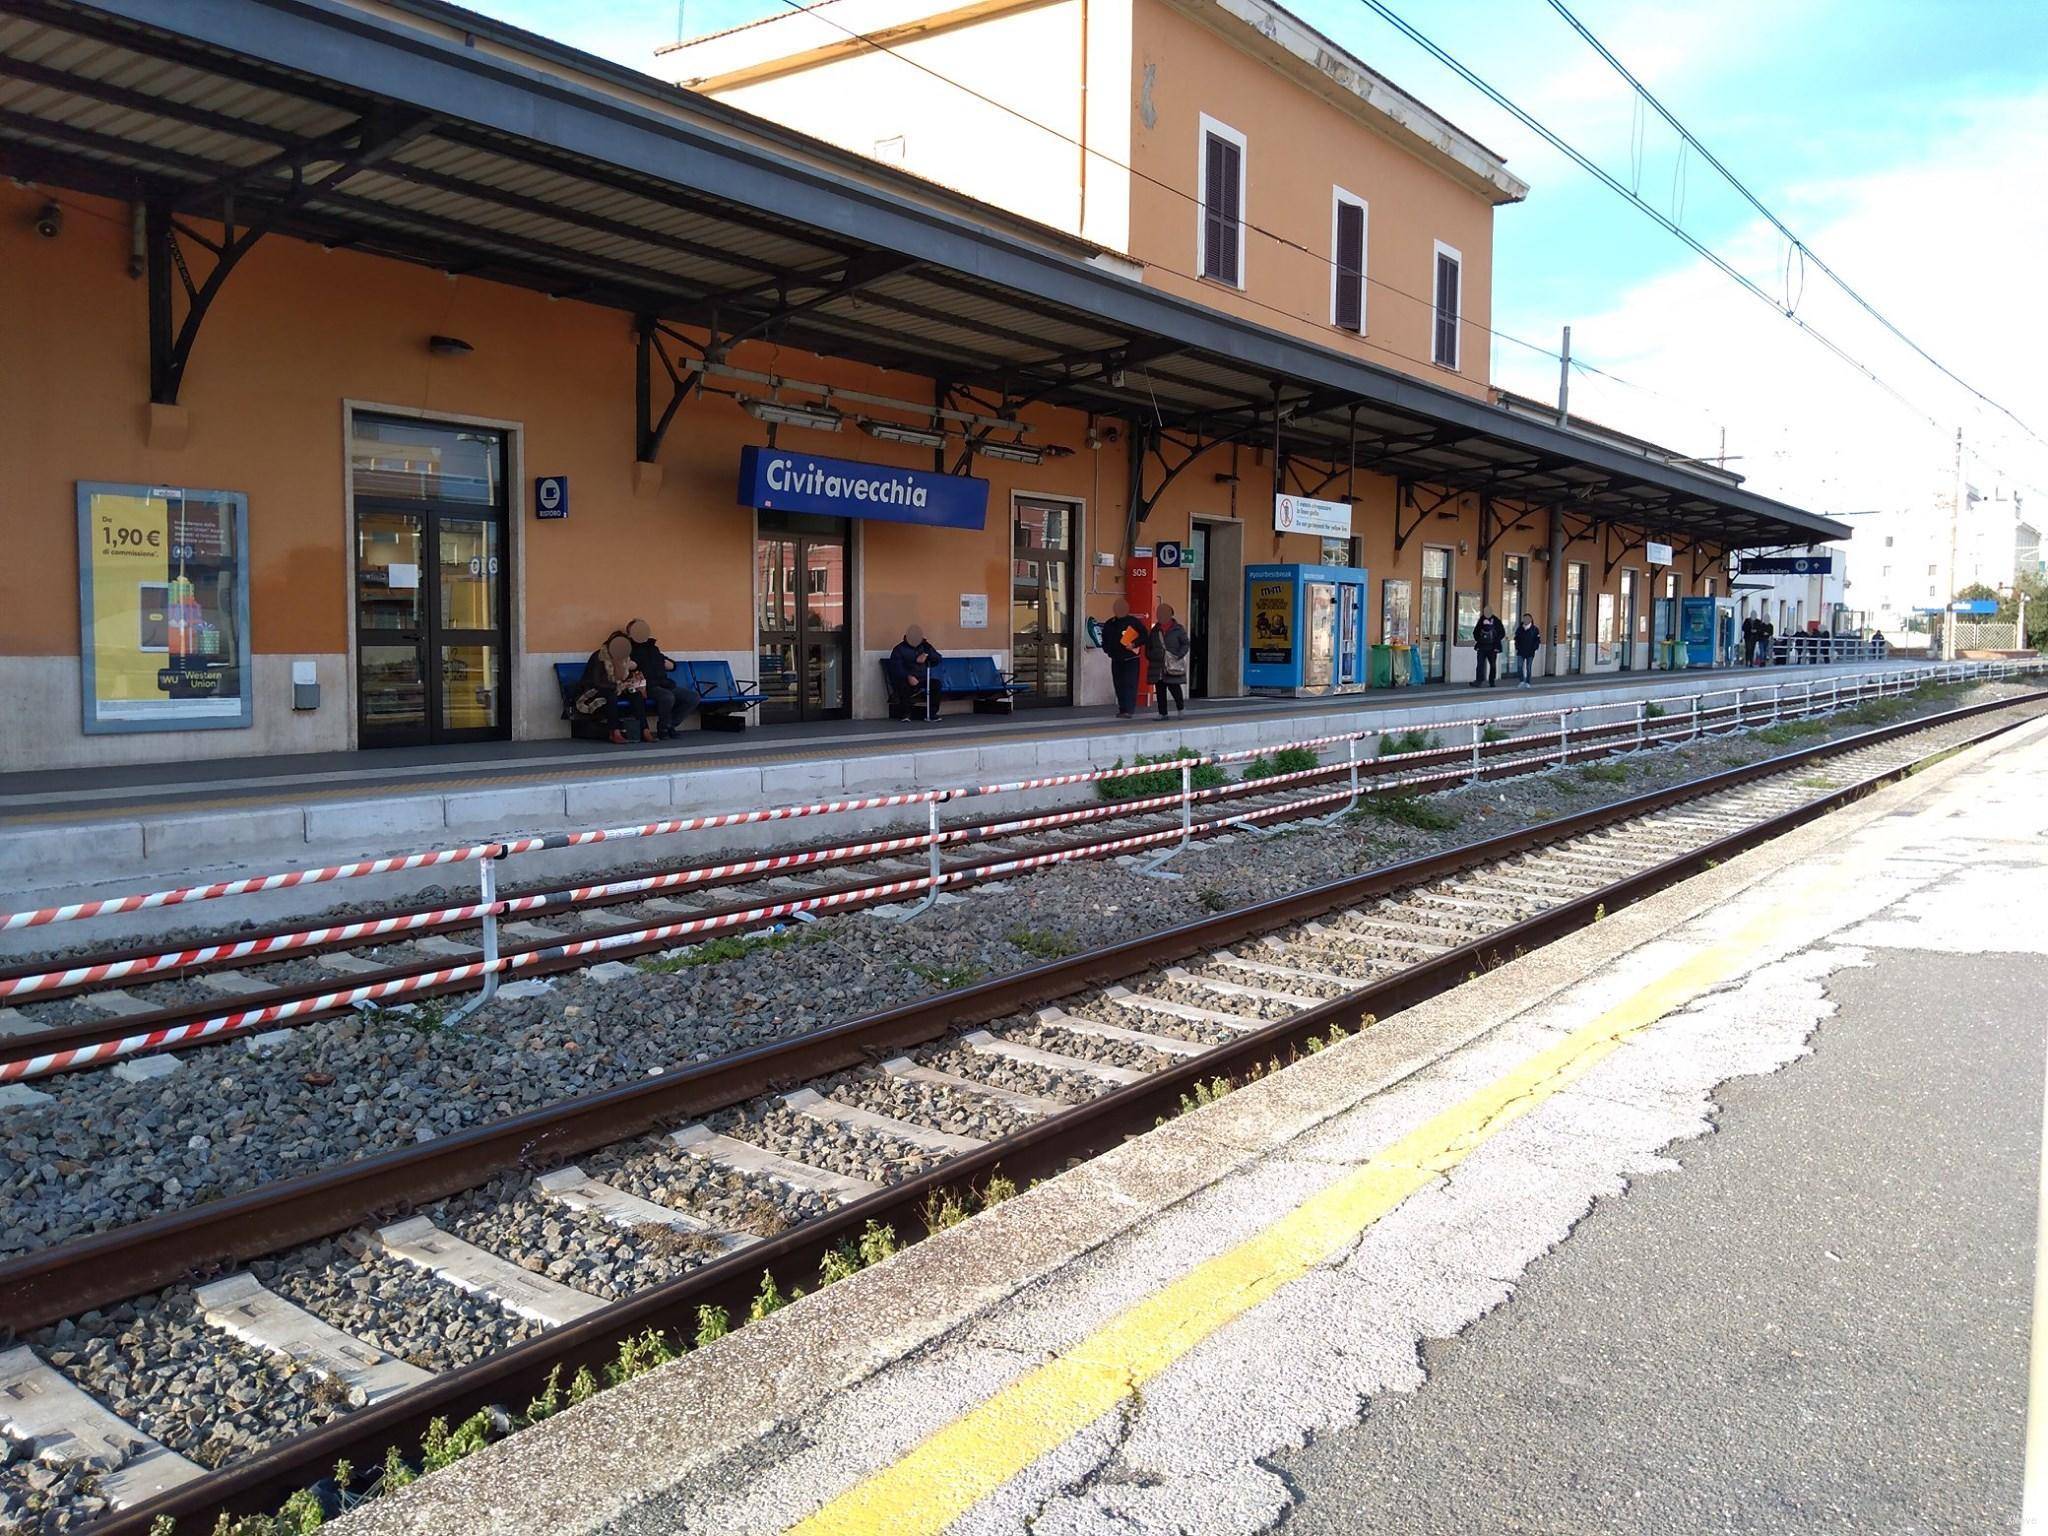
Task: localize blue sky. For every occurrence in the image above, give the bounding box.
[469,0,2048,514]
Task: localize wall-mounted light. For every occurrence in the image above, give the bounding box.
[1214,473,1240,485]
[859,417,946,448]
[978,439,1044,465]
[743,398,844,432]
[1458,539,1469,555]
[428,335,473,357]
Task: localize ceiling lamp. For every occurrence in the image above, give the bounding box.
[742,398,844,432]
[859,417,947,448]
[978,438,1043,465]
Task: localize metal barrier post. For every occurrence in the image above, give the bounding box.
[1137,759,1195,878]
[1690,693,1700,742]
[1734,688,1742,731]
[1635,700,1645,752]
[1313,735,1364,825]
[1556,709,1569,767]
[897,798,948,919]
[1772,683,1782,725]
[1470,721,1483,784]
[444,847,502,1027]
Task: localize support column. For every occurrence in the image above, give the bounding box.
[1545,509,1565,678]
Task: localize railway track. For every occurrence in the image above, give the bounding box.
[1,682,2039,1536]
[0,672,1946,1085]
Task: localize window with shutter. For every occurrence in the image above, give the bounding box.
[1199,120,1244,286]
[1332,194,1365,332]
[1433,245,1461,368]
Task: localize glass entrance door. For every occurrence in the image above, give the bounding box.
[350,416,509,749]
[1187,524,1211,698]
[757,513,850,725]
[1618,569,1640,671]
[1565,562,1588,673]
[1420,546,1452,681]
[1010,498,1074,706]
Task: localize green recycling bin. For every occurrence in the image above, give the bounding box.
[1369,644,1394,688]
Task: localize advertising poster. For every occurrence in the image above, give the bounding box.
[1249,578,1294,666]
[78,483,251,733]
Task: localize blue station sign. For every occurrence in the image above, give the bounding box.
[737,446,989,531]
[1740,554,1832,575]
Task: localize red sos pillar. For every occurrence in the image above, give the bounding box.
[1127,548,1156,693]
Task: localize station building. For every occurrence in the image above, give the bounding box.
[0,0,1849,774]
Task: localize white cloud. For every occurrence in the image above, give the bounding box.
[1492,83,2048,525]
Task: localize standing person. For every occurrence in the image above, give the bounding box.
[624,618,697,739]
[570,630,651,744]
[1512,612,1541,687]
[1146,602,1190,718]
[1759,616,1777,666]
[1101,598,1147,719]
[887,625,945,722]
[1470,607,1506,688]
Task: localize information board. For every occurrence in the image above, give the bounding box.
[77,482,251,734]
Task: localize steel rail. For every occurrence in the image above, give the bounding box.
[84,687,2044,1536]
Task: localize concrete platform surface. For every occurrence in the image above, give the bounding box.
[331,691,2048,1534]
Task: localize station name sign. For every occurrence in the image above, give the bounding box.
[737,446,988,531]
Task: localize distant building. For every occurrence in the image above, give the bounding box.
[1838,489,2032,634]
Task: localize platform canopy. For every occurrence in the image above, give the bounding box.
[0,0,1849,548]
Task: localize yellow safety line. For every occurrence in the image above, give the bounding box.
[789,908,1789,1536]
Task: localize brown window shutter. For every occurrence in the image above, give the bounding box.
[1334,201,1364,331]
[1434,251,1460,365]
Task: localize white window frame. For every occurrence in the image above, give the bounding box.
[1330,186,1368,333]
[1432,239,1463,371]
[1196,113,1248,290]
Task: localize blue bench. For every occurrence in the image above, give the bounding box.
[882,654,1029,716]
[554,658,765,736]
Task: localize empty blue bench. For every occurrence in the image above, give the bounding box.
[554,658,765,736]
[879,654,1028,716]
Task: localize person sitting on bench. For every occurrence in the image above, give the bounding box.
[625,617,698,740]
[887,626,945,722]
[570,630,652,744]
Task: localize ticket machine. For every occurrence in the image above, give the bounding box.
[1243,563,1370,695]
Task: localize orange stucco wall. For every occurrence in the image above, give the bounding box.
[1127,0,1498,398]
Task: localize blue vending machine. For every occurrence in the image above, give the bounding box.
[1244,564,1370,695]
[1679,595,1718,667]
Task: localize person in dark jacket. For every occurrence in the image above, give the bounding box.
[1470,608,1506,687]
[570,631,651,744]
[1101,598,1147,718]
[625,618,697,739]
[1145,602,1190,718]
[1512,613,1541,687]
[887,626,945,722]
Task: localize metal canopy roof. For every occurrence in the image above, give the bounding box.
[0,0,1850,548]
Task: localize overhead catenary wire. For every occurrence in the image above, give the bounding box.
[1540,0,2048,454]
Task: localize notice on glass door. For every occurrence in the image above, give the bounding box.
[959,593,988,629]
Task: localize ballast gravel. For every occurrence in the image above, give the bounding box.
[257,1242,544,1373]
[0,1446,110,1536]
[586,1140,828,1235]
[437,1177,722,1304]
[2,684,2034,1267]
[28,1289,354,1470]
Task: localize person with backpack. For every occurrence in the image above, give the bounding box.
[1471,607,1506,687]
[1512,612,1541,687]
[1101,598,1147,719]
[1146,602,1190,718]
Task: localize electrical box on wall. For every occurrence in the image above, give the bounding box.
[292,659,319,711]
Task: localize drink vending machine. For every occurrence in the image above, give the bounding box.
[1243,563,1371,695]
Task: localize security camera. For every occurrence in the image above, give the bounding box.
[33,201,61,239]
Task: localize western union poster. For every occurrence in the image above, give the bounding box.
[77,483,251,733]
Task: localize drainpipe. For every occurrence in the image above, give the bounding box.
[1546,508,1565,676]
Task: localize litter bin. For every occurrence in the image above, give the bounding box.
[1369,644,1394,688]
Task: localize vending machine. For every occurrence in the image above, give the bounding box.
[1243,563,1370,695]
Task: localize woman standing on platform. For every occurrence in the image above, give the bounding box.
[1147,603,1190,718]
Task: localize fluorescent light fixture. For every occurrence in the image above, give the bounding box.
[977,439,1044,465]
[859,417,947,448]
[742,398,844,432]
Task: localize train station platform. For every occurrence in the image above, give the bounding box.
[333,681,2048,1536]
[0,658,1935,907]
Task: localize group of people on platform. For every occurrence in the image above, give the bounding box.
[1098,599,1193,719]
[1469,610,1543,688]
[569,619,699,744]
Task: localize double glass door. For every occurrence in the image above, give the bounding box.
[1010,498,1074,706]
[1565,563,1589,673]
[351,416,509,748]
[757,512,850,725]
[1420,546,1452,681]
[1619,569,1640,670]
